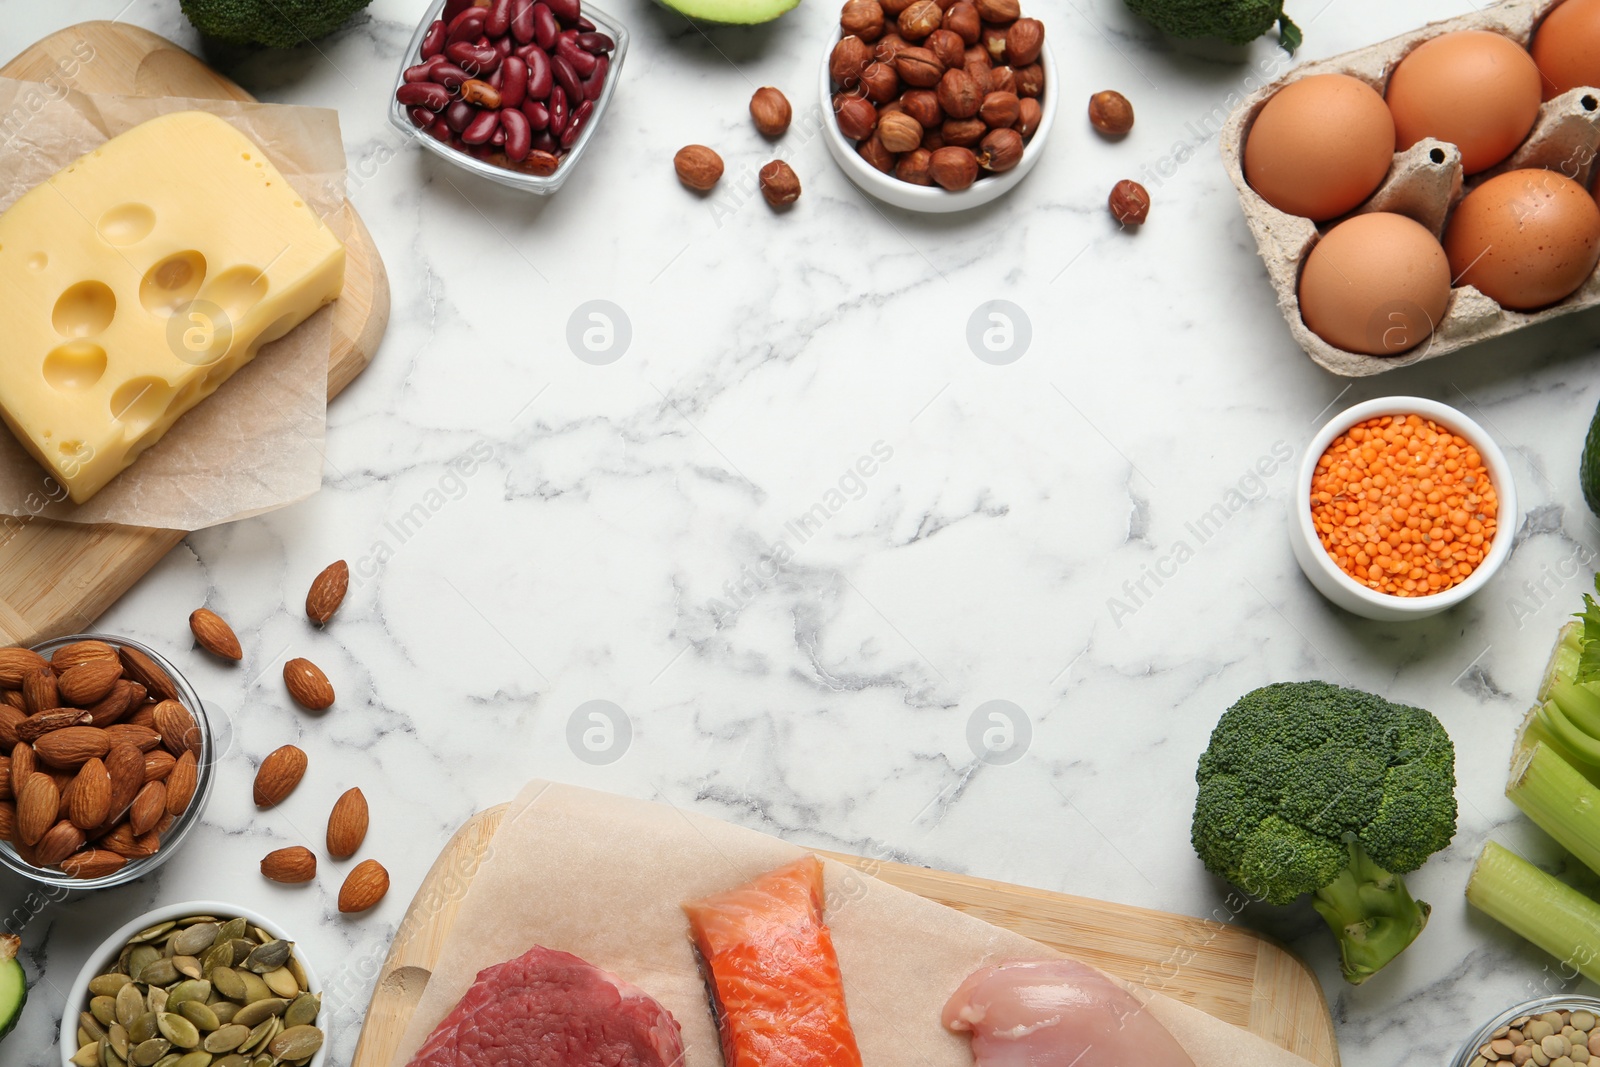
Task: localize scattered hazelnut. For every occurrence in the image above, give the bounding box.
[989,64,1017,95]
[858,134,897,172]
[982,25,1008,60]
[965,59,995,96]
[1004,18,1044,66]
[673,144,724,191]
[878,110,925,153]
[901,89,944,128]
[976,127,1024,171]
[941,116,986,146]
[759,160,802,208]
[937,67,982,119]
[894,46,945,87]
[875,32,911,63]
[975,0,1020,21]
[930,145,979,190]
[835,93,880,140]
[978,90,1020,128]
[840,0,887,40]
[1109,179,1150,225]
[880,0,914,12]
[1089,90,1134,136]
[750,86,793,137]
[926,28,967,69]
[943,1,981,45]
[861,61,901,103]
[830,35,874,88]
[896,147,935,184]
[963,43,992,68]
[898,0,944,39]
[1015,62,1044,97]
[1016,96,1042,137]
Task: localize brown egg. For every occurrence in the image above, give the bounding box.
[1386,30,1543,174]
[1532,0,1600,100]
[1298,213,1452,356]
[1244,74,1396,221]
[1444,169,1600,310]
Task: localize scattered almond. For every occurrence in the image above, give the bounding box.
[189,607,243,661]
[100,823,158,860]
[166,751,198,817]
[69,758,112,831]
[106,743,146,822]
[0,706,22,748]
[16,708,92,744]
[283,658,334,711]
[85,679,137,727]
[254,745,308,808]
[34,820,86,866]
[59,849,126,879]
[117,645,178,702]
[34,725,111,769]
[0,647,47,688]
[326,787,369,860]
[128,780,167,836]
[21,665,57,715]
[57,659,123,706]
[104,723,161,753]
[0,801,15,842]
[339,858,390,913]
[0,755,8,802]
[51,640,117,673]
[16,773,58,846]
[151,700,202,758]
[10,742,34,791]
[261,845,318,884]
[306,560,350,625]
[142,749,176,784]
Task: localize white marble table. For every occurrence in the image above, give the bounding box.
[5,0,1600,1063]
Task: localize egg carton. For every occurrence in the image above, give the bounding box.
[1218,0,1600,378]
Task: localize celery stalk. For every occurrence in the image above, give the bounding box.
[1549,679,1600,738]
[1466,841,1600,983]
[1541,621,1585,702]
[1509,743,1600,878]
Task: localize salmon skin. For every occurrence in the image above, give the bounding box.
[682,855,864,1067]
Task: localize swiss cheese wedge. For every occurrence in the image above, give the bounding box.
[0,110,345,503]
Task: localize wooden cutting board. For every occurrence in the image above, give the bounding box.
[0,21,389,645]
[352,804,1340,1067]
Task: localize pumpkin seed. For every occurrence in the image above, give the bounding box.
[116,984,146,1029]
[203,1024,251,1054]
[99,1041,126,1067]
[212,1057,248,1067]
[141,959,180,989]
[211,1002,238,1025]
[266,1025,322,1061]
[152,1057,182,1067]
[90,974,133,998]
[92,996,118,1027]
[242,941,289,975]
[217,919,248,943]
[262,969,298,1000]
[201,942,234,977]
[129,1012,159,1045]
[210,967,248,1002]
[82,1011,108,1042]
[250,927,272,945]
[251,1056,271,1067]
[127,946,161,983]
[172,924,220,958]
[173,956,203,980]
[147,986,169,1016]
[167,979,212,1011]
[237,972,272,1005]
[228,940,254,965]
[131,922,176,944]
[244,1017,279,1056]
[131,1038,171,1067]
[281,994,319,1030]
[72,1043,101,1067]
[178,916,218,926]
[285,956,308,994]
[157,1012,201,1049]
[178,1000,220,1031]
[175,1053,214,1067]
[231,999,285,1029]
[109,1022,131,1060]
[80,1027,94,1049]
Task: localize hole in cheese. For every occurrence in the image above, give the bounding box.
[43,342,108,392]
[51,282,116,338]
[26,253,45,271]
[139,251,207,317]
[96,203,156,246]
[109,376,170,432]
[202,266,269,320]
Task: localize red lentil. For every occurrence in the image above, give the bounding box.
[1310,413,1497,597]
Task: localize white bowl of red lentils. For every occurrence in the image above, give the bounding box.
[1293,397,1516,621]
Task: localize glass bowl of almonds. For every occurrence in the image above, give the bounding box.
[64,901,326,1067]
[0,634,214,889]
[1452,996,1600,1067]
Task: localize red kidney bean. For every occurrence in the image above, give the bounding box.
[557,27,579,46]
[430,62,472,90]
[428,118,454,142]
[443,0,474,19]
[581,54,608,100]
[488,64,505,88]
[404,62,434,82]
[445,99,475,132]
[445,7,486,44]
[532,129,559,153]
[466,141,496,160]
[499,56,528,108]
[522,99,550,129]
[574,15,596,31]
[510,0,535,43]
[408,105,433,128]
[559,99,593,148]
[549,84,568,137]
[576,32,614,53]
[446,41,500,72]
[556,37,597,76]
[523,47,552,99]
[493,34,514,58]
[551,53,583,100]
[486,0,512,36]
[462,108,501,144]
[421,19,447,58]
[546,0,580,23]
[397,81,450,110]
[492,125,507,146]
[500,106,532,161]
[532,3,558,49]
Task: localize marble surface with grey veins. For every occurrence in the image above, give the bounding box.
[4,0,1600,1064]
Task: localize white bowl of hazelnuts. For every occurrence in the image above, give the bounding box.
[819,0,1056,212]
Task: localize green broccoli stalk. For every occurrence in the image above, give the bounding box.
[1124,0,1302,53]
[1192,681,1458,984]
[180,0,374,49]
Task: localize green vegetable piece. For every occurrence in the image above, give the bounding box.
[1124,0,1300,52]
[178,0,374,48]
[1582,398,1600,521]
[0,935,24,1043]
[1191,680,1457,984]
[1467,840,1600,984]
[1509,742,1600,878]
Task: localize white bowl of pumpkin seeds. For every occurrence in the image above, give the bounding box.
[63,901,325,1067]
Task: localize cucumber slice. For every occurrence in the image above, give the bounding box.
[0,934,23,1043]
[1582,397,1600,519]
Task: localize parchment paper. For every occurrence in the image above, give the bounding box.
[0,79,349,530]
[393,781,1320,1067]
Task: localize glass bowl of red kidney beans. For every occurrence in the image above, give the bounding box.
[390,0,627,193]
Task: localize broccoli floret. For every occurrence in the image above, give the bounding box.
[1125,0,1302,52]
[1192,681,1457,984]
[180,0,373,48]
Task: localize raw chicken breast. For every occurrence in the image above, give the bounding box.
[942,958,1197,1067]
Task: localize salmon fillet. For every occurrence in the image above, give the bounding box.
[682,855,864,1067]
